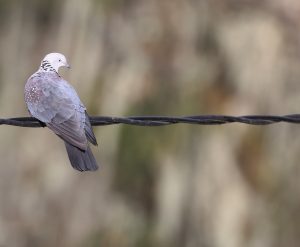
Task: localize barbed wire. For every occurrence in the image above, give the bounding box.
[1,114,300,128]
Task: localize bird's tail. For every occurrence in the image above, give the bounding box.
[64,142,98,172]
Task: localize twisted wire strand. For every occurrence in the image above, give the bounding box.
[1,114,300,128]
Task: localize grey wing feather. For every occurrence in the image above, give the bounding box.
[84,111,98,146]
[26,73,88,150]
[47,110,87,150]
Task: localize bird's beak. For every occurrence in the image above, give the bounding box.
[65,63,71,69]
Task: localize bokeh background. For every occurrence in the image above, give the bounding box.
[0,0,300,246]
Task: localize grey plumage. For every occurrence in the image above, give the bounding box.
[65,142,98,171]
[24,53,98,172]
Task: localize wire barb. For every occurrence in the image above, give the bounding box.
[1,114,300,127]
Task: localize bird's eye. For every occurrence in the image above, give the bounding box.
[59,59,61,62]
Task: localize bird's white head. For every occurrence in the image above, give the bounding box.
[39,52,70,73]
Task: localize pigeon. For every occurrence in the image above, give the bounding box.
[24,52,98,172]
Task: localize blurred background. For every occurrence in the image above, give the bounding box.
[0,0,300,246]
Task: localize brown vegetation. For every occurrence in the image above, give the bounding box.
[0,0,300,246]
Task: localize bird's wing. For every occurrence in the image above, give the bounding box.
[84,111,98,146]
[47,107,87,151]
[25,73,88,150]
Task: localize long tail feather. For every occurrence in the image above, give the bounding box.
[64,142,98,171]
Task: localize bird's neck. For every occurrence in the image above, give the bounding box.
[38,60,58,73]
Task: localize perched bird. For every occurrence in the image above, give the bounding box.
[24,53,98,172]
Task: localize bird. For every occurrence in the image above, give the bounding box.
[24,52,99,172]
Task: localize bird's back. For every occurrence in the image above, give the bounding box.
[25,71,84,123]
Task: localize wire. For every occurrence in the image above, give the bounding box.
[1,114,300,127]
